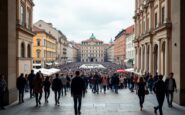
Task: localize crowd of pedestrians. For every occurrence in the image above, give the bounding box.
[0,62,177,115]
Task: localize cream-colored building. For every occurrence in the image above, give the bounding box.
[134,0,172,76]
[66,42,78,63]
[126,33,135,67]
[106,44,114,63]
[16,0,35,76]
[80,34,106,62]
[33,20,68,64]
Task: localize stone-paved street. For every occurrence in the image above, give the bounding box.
[0,89,185,115]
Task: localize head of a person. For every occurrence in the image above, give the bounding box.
[46,76,49,81]
[75,71,80,76]
[56,73,59,78]
[158,75,163,80]
[31,70,34,74]
[139,77,144,83]
[20,73,24,77]
[169,72,174,78]
[36,72,41,79]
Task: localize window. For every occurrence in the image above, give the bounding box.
[161,7,165,24]
[155,13,158,28]
[27,44,31,58]
[26,8,31,29]
[37,50,41,58]
[21,42,25,58]
[37,39,40,46]
[20,5,25,26]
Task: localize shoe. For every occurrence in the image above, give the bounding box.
[154,107,157,114]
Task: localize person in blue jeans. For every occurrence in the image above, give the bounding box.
[71,71,85,115]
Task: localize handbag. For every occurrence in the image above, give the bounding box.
[145,89,149,95]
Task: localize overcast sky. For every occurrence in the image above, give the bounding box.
[33,0,135,43]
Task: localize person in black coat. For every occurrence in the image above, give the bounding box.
[16,73,27,103]
[71,71,85,115]
[165,72,177,107]
[52,73,63,105]
[43,76,51,103]
[153,75,166,115]
[137,77,146,111]
[28,70,35,98]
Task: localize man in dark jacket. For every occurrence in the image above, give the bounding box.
[71,71,85,115]
[153,75,166,115]
[165,72,177,107]
[17,73,27,103]
[28,70,35,98]
[52,73,63,105]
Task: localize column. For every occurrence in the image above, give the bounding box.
[165,39,169,77]
[157,41,161,74]
[137,47,140,72]
[144,44,148,73]
[0,0,17,104]
[149,43,153,74]
[140,46,143,74]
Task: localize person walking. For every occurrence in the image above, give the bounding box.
[71,71,85,115]
[148,75,154,94]
[28,70,35,98]
[137,77,146,111]
[0,74,7,110]
[43,76,51,103]
[101,75,108,94]
[165,72,177,108]
[16,73,27,104]
[153,75,166,115]
[33,72,43,107]
[61,74,67,96]
[52,73,63,105]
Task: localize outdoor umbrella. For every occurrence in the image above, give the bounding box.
[116,69,126,73]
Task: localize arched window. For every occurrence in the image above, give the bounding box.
[21,42,25,58]
[27,44,31,58]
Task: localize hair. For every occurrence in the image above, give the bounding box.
[139,77,144,83]
[158,75,163,80]
[56,73,59,77]
[170,72,174,76]
[75,71,80,76]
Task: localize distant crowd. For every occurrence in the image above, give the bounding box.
[0,62,177,115]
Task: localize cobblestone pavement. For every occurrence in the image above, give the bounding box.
[0,89,185,115]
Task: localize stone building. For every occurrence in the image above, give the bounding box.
[133,0,185,105]
[114,25,134,65]
[126,31,135,67]
[16,0,35,76]
[33,20,68,64]
[106,40,114,63]
[32,26,57,68]
[66,41,78,63]
[80,34,106,62]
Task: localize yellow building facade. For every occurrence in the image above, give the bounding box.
[32,26,57,68]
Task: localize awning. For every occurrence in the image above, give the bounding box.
[46,63,52,66]
[33,63,41,66]
[54,62,59,65]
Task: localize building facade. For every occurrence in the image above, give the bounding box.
[106,44,114,63]
[32,26,57,68]
[80,34,106,62]
[16,0,35,76]
[114,25,134,65]
[134,0,172,76]
[66,42,78,63]
[33,20,68,64]
[126,32,135,67]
